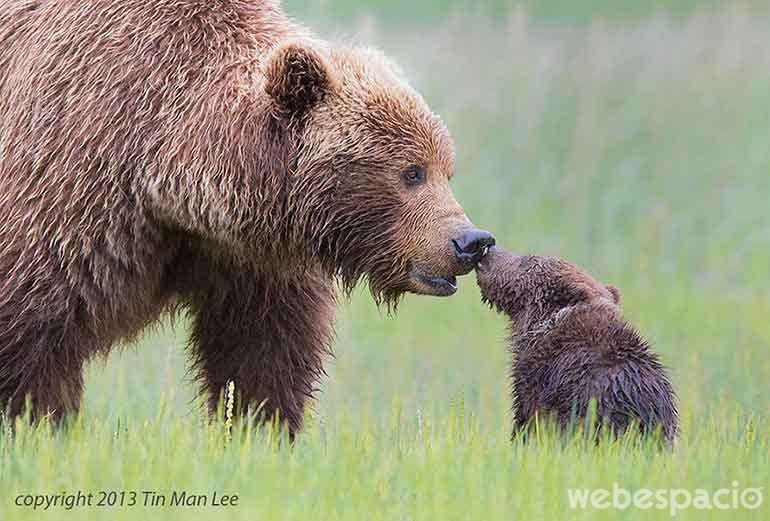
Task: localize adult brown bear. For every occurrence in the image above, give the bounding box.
[0,0,494,435]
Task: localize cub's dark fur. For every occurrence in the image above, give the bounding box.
[476,249,678,444]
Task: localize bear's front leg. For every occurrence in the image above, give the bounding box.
[186,263,335,438]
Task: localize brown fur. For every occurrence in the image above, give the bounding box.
[0,0,485,434]
[476,249,678,445]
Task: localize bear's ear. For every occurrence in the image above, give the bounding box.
[606,285,621,304]
[265,41,333,118]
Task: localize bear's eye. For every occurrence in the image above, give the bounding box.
[402,165,426,187]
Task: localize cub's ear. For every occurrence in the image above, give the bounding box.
[264,41,333,118]
[606,285,621,304]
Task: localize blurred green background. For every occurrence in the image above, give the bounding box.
[3,1,769,520]
[285,0,763,22]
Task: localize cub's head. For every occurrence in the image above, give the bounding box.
[475,248,620,328]
[264,40,493,305]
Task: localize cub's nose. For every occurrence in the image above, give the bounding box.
[452,229,496,267]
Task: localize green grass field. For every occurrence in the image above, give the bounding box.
[2,2,769,520]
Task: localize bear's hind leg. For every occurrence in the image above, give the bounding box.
[186,263,335,438]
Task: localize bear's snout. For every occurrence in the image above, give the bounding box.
[474,248,528,310]
[452,229,496,268]
[475,247,522,274]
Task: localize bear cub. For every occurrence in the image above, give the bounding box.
[475,248,678,444]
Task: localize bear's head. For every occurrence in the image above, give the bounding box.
[264,41,494,305]
[475,248,621,330]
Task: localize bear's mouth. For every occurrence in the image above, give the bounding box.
[410,269,458,297]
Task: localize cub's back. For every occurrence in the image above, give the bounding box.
[514,303,678,443]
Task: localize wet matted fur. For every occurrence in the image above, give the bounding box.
[476,249,678,445]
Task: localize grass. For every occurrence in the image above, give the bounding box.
[2,3,770,520]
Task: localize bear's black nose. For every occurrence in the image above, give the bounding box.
[453,229,496,267]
